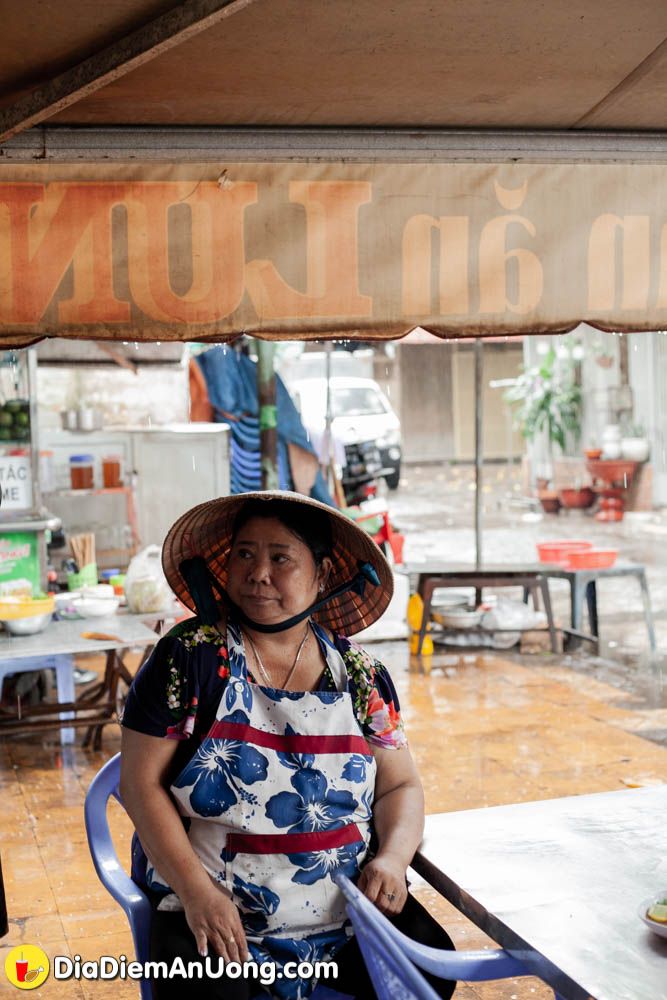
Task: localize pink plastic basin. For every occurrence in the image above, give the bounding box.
[536,541,593,566]
[567,549,618,570]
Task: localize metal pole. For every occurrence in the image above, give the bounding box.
[475,339,484,569]
[256,339,278,489]
[323,342,333,481]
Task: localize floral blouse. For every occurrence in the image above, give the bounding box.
[122,617,407,774]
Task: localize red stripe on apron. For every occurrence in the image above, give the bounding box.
[227,823,363,855]
[210,720,371,755]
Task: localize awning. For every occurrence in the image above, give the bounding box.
[2,159,667,347]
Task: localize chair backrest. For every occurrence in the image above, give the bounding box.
[336,875,532,999]
[84,752,152,1000]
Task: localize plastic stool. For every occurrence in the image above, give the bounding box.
[0,654,75,744]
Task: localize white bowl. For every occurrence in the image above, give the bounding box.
[638,893,667,939]
[431,592,470,610]
[72,596,120,618]
[2,612,53,635]
[81,584,115,600]
[436,608,483,629]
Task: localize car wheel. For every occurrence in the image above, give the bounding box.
[385,465,401,490]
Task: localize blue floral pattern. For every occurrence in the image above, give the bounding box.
[249,927,349,1000]
[154,615,377,974]
[173,709,269,816]
[341,754,373,783]
[276,725,316,773]
[265,768,358,833]
[287,839,366,886]
[232,874,280,933]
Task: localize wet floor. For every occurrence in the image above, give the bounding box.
[1,461,665,997]
[391,462,667,718]
[2,631,667,999]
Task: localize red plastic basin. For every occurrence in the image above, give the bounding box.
[567,549,618,570]
[536,541,593,566]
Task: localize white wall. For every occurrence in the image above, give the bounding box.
[37,365,189,431]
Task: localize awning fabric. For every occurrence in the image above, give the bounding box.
[1,160,666,346]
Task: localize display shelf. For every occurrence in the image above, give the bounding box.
[43,487,131,498]
[43,484,141,550]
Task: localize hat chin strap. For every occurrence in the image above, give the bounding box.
[179,557,380,634]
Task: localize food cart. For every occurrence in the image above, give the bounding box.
[0,349,59,598]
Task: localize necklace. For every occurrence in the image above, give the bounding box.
[245,624,310,691]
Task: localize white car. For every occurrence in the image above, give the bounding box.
[291,376,402,490]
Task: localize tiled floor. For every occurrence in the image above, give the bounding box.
[1,644,666,999]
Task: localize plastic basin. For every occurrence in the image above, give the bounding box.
[559,487,596,509]
[0,595,55,620]
[536,541,593,566]
[567,549,618,570]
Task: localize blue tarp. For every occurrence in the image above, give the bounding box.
[195,347,334,505]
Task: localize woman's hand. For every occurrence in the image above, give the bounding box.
[357,852,408,916]
[181,881,249,964]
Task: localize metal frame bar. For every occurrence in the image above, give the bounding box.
[0,0,259,143]
[4,127,667,163]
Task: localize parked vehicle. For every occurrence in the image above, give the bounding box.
[290,376,402,491]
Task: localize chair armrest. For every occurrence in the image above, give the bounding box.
[337,875,529,982]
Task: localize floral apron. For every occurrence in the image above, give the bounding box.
[151,622,376,999]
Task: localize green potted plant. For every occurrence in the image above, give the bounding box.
[504,345,583,511]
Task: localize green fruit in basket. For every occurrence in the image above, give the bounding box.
[4,399,23,413]
[15,411,29,427]
[0,412,12,427]
[0,427,12,441]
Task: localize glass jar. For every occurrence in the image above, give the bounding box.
[102,455,123,489]
[69,454,95,490]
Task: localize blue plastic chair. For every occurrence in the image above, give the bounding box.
[85,753,153,999]
[85,754,352,1000]
[336,875,564,1000]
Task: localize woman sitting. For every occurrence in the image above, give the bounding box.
[121,491,454,999]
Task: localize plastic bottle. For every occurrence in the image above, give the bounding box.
[407,593,425,631]
[407,593,433,655]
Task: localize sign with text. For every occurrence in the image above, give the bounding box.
[0,454,32,510]
[1,162,666,343]
[0,531,40,595]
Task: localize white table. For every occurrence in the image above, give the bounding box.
[0,616,158,745]
[413,787,667,1000]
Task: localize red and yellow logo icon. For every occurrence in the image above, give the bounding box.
[4,945,50,990]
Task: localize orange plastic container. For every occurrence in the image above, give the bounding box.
[536,541,593,566]
[567,549,618,570]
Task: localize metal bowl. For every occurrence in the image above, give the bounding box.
[2,612,53,635]
[436,608,483,629]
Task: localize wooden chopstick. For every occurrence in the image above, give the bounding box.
[70,532,96,569]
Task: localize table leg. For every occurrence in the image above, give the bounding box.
[637,570,657,652]
[135,642,156,673]
[585,582,599,651]
[571,576,585,632]
[538,578,558,654]
[52,655,76,745]
[82,649,132,750]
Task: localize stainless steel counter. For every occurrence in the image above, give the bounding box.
[414,786,667,1000]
